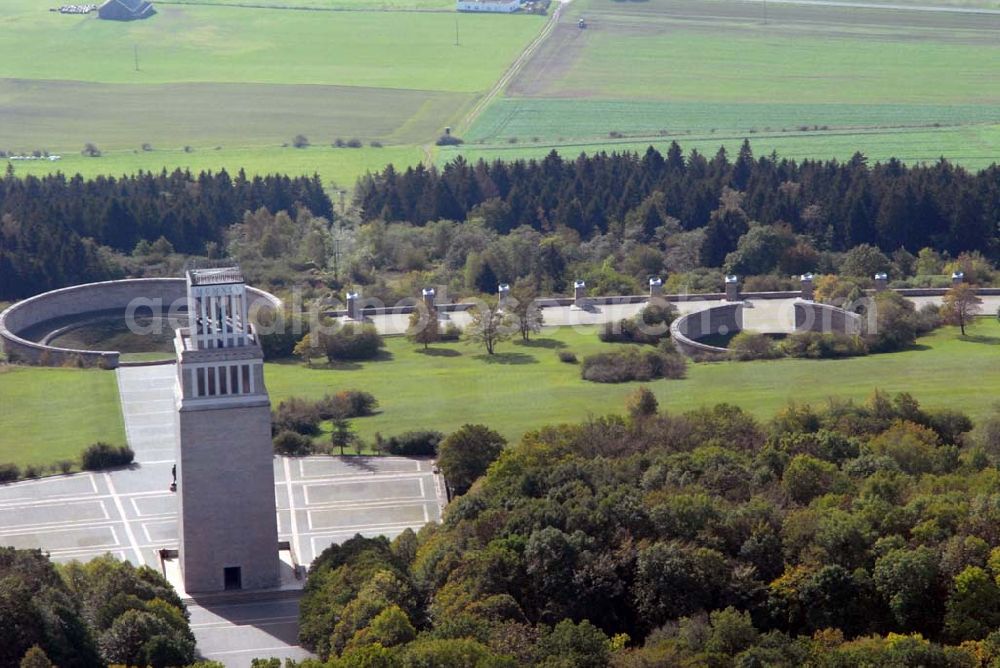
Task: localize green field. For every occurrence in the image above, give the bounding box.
[0,4,542,89]
[162,0,453,8]
[0,366,126,470]
[264,319,1000,445]
[5,145,424,191]
[444,123,1000,172]
[460,0,1000,172]
[0,0,545,184]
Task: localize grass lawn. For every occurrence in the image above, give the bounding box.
[0,366,126,470]
[0,319,995,470]
[264,319,1000,446]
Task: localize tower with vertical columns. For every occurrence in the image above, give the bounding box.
[174,267,279,593]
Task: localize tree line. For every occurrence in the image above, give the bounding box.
[292,391,1000,667]
[0,168,331,299]
[356,142,999,264]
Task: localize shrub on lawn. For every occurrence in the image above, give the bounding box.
[599,303,677,344]
[729,331,781,361]
[558,351,578,364]
[316,390,379,419]
[24,464,41,479]
[780,331,868,359]
[273,430,314,456]
[320,323,384,361]
[915,303,943,335]
[273,397,322,436]
[581,346,686,383]
[81,442,134,471]
[378,430,444,456]
[57,460,73,474]
[440,322,462,342]
[0,463,20,483]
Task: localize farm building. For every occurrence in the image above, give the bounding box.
[456,0,521,12]
[98,0,156,20]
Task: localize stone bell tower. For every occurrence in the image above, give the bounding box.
[173,267,279,593]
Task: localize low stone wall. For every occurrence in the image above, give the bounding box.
[793,302,862,336]
[670,303,744,358]
[0,278,281,369]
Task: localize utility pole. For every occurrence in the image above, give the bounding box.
[455,18,460,46]
[134,44,140,71]
[763,0,768,25]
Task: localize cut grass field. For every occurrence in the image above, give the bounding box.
[0,366,126,470]
[264,319,1000,445]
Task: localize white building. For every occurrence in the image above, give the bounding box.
[456,0,521,13]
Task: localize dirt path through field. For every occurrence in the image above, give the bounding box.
[454,0,570,135]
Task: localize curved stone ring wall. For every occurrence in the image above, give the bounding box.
[670,300,862,358]
[0,278,281,368]
[670,303,744,357]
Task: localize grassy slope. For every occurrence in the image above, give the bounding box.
[0,367,126,469]
[264,319,1000,445]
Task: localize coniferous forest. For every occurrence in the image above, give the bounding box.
[357,143,999,259]
[2,143,998,300]
[0,169,329,299]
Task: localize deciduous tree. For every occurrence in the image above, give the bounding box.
[941,283,982,336]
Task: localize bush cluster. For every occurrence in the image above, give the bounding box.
[599,302,677,344]
[80,443,135,471]
[376,430,444,456]
[319,323,384,361]
[728,331,781,361]
[439,322,462,342]
[581,344,686,383]
[273,430,314,456]
[273,391,379,436]
[779,331,868,359]
[558,350,578,364]
[0,462,19,483]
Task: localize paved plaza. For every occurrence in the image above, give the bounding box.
[0,364,444,664]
